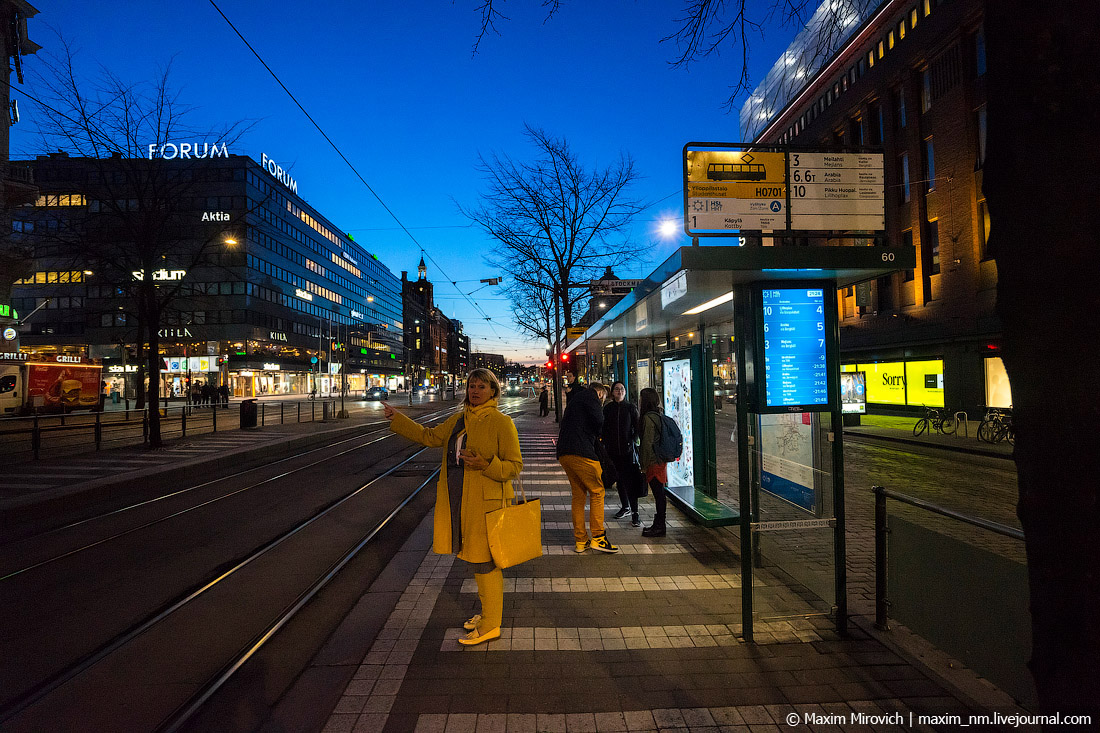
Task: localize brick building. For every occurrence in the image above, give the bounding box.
[745,0,1004,416]
[401,257,469,389]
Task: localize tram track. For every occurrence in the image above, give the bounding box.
[0,448,439,731]
[0,407,457,576]
[0,400,528,731]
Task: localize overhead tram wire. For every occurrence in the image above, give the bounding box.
[207,0,504,335]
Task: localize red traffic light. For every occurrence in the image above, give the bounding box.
[560,353,569,363]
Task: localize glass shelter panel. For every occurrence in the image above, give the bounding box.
[748,410,838,620]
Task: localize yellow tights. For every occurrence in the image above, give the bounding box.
[473,568,503,633]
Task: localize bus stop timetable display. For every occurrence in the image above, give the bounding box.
[762,288,828,409]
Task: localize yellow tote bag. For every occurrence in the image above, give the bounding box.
[485,477,542,569]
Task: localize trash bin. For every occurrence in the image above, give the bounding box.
[240,398,258,429]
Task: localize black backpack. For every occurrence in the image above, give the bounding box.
[651,412,683,463]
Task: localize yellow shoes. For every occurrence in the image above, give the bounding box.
[463,614,482,631]
[458,626,501,645]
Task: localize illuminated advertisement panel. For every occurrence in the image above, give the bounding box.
[662,357,695,489]
[27,363,101,409]
[858,362,907,405]
[840,371,867,414]
[905,360,945,407]
[984,357,1013,408]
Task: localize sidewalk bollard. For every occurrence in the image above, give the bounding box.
[182,406,187,438]
[95,411,102,450]
[322,401,329,422]
[297,402,301,423]
[311,401,316,422]
[261,402,266,427]
[32,414,40,460]
[280,402,284,425]
[142,409,149,443]
[212,404,217,432]
[873,485,890,631]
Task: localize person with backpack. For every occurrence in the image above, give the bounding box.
[637,387,682,537]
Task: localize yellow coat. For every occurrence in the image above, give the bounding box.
[389,399,523,563]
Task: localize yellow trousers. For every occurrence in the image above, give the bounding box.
[474,568,503,633]
[558,454,606,542]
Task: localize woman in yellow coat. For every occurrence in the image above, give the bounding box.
[383,368,522,645]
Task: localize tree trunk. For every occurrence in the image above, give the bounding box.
[985,4,1100,717]
[142,281,163,448]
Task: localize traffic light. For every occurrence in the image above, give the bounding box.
[560,353,570,363]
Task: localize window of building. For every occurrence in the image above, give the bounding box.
[888,30,896,49]
[878,40,885,59]
[898,18,907,40]
[851,117,864,145]
[927,219,940,275]
[896,87,907,128]
[850,66,857,85]
[921,68,931,112]
[910,8,919,28]
[975,23,986,76]
[923,137,935,191]
[900,154,911,203]
[902,229,915,280]
[858,57,866,76]
[34,193,87,207]
[868,49,875,69]
[975,105,987,169]
[978,200,993,259]
[870,103,884,145]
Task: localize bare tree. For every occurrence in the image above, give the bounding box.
[460,124,645,329]
[458,124,645,414]
[19,39,252,447]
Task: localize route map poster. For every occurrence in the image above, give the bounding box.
[662,358,695,489]
[759,412,816,514]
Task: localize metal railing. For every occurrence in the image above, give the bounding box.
[872,484,1024,630]
[2,399,338,461]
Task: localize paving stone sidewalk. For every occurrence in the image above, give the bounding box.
[320,410,1025,733]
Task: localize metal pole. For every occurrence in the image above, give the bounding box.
[32,414,40,460]
[874,485,890,630]
[552,285,563,422]
[733,284,753,643]
[181,405,187,438]
[95,411,102,450]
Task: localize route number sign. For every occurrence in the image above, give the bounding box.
[683,144,885,235]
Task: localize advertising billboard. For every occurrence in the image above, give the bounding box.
[840,371,867,414]
[662,357,695,489]
[27,363,101,410]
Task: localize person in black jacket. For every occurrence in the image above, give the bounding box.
[602,381,643,527]
[538,386,549,417]
[556,381,619,554]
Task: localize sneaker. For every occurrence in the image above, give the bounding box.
[463,614,482,631]
[641,524,666,537]
[612,507,630,520]
[631,512,641,527]
[574,539,589,553]
[458,626,501,646]
[589,535,620,553]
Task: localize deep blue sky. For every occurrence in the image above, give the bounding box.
[14,1,798,362]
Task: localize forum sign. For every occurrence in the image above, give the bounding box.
[147,142,230,160]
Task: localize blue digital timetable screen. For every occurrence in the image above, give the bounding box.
[761,288,829,409]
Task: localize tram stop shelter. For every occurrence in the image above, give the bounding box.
[564,243,913,639]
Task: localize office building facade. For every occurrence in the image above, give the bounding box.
[9,151,404,398]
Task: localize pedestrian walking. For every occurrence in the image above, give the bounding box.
[219,383,229,407]
[557,380,619,554]
[602,381,643,527]
[538,386,549,417]
[638,387,669,537]
[383,368,523,645]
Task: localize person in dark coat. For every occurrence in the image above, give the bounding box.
[219,383,229,407]
[557,381,619,554]
[538,386,549,417]
[602,381,642,527]
[638,387,670,537]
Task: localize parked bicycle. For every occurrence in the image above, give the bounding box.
[977,406,1014,445]
[913,406,957,436]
